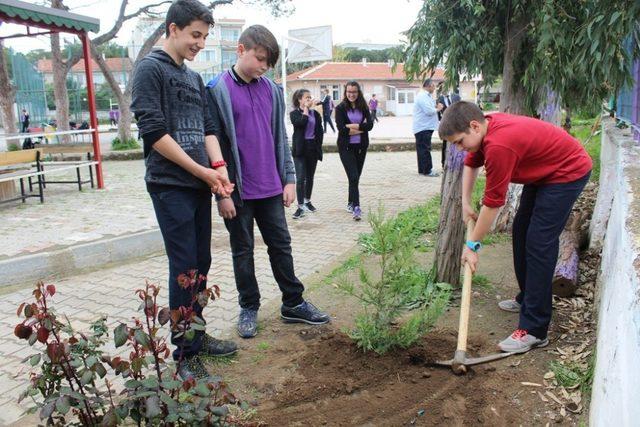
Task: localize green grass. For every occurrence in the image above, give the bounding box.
[471,273,493,291]
[111,137,140,151]
[322,253,362,285]
[358,196,441,254]
[570,118,601,182]
[256,342,270,351]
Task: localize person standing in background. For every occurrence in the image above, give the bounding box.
[320,88,336,133]
[20,109,29,133]
[413,79,442,177]
[368,94,379,123]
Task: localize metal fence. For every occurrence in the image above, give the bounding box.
[616,36,640,142]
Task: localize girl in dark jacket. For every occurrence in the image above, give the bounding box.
[335,81,374,221]
[290,88,324,219]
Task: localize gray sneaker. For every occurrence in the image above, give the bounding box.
[498,329,549,353]
[498,299,521,313]
[237,308,258,339]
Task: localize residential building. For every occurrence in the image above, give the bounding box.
[128,17,244,83]
[284,60,481,116]
[36,57,133,87]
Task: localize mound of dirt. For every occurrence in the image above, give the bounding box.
[256,328,546,426]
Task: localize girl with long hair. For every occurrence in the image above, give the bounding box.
[334,81,374,221]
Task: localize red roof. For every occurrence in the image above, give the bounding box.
[37,57,133,73]
[284,62,445,82]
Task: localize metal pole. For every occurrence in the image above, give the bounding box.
[80,33,104,189]
[281,36,287,100]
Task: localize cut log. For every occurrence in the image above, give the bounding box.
[552,209,590,297]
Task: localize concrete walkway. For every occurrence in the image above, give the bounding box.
[0,150,443,426]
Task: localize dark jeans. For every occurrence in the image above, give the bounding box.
[339,146,367,207]
[293,154,318,205]
[150,188,212,360]
[512,172,590,339]
[415,129,434,174]
[323,114,335,133]
[21,123,29,133]
[224,195,305,310]
[441,140,447,168]
[370,109,379,122]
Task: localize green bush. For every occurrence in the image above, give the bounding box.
[7,143,19,151]
[339,205,451,354]
[111,137,140,151]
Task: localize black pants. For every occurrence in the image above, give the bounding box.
[224,195,305,310]
[150,188,212,360]
[293,154,318,205]
[339,146,367,207]
[415,129,434,174]
[370,109,378,122]
[323,114,335,133]
[512,172,590,339]
[21,123,29,133]
[441,140,447,168]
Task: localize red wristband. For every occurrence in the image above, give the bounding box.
[211,160,227,169]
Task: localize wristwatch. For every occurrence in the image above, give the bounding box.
[466,240,482,252]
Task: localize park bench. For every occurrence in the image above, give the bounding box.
[0,149,45,204]
[0,145,99,205]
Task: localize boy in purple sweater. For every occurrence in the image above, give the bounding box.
[206,25,330,338]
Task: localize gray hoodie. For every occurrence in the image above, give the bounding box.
[131,50,215,192]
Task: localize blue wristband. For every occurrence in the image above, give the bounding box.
[466,240,482,252]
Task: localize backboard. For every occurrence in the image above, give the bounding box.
[287,25,333,64]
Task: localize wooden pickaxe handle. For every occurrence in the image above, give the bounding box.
[456,219,476,353]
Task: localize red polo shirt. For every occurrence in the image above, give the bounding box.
[465,113,592,208]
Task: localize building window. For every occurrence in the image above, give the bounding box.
[387,86,396,101]
[407,92,415,103]
[200,49,217,63]
[398,92,406,104]
[221,50,237,69]
[221,28,240,42]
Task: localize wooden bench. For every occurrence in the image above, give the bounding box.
[0,149,45,204]
[0,145,99,205]
[38,144,99,191]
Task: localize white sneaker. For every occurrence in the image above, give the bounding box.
[498,329,549,353]
[498,299,521,313]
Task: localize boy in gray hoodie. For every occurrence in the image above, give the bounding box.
[131,0,236,380]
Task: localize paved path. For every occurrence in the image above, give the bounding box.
[0,151,442,425]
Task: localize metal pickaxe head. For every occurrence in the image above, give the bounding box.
[434,350,515,375]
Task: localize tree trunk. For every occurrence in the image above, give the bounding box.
[50,1,71,144]
[434,144,467,286]
[492,13,529,232]
[117,89,133,143]
[0,40,18,141]
[552,209,589,297]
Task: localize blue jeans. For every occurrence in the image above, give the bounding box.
[150,188,212,360]
[223,194,305,310]
[512,172,590,338]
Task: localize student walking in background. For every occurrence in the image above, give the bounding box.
[320,88,336,133]
[206,25,330,340]
[335,81,374,221]
[368,94,379,123]
[290,89,324,220]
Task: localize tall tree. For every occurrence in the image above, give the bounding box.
[403,0,640,284]
[0,41,18,137]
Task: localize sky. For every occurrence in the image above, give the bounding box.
[1,0,423,53]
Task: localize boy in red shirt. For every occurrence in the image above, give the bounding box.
[438,101,592,353]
